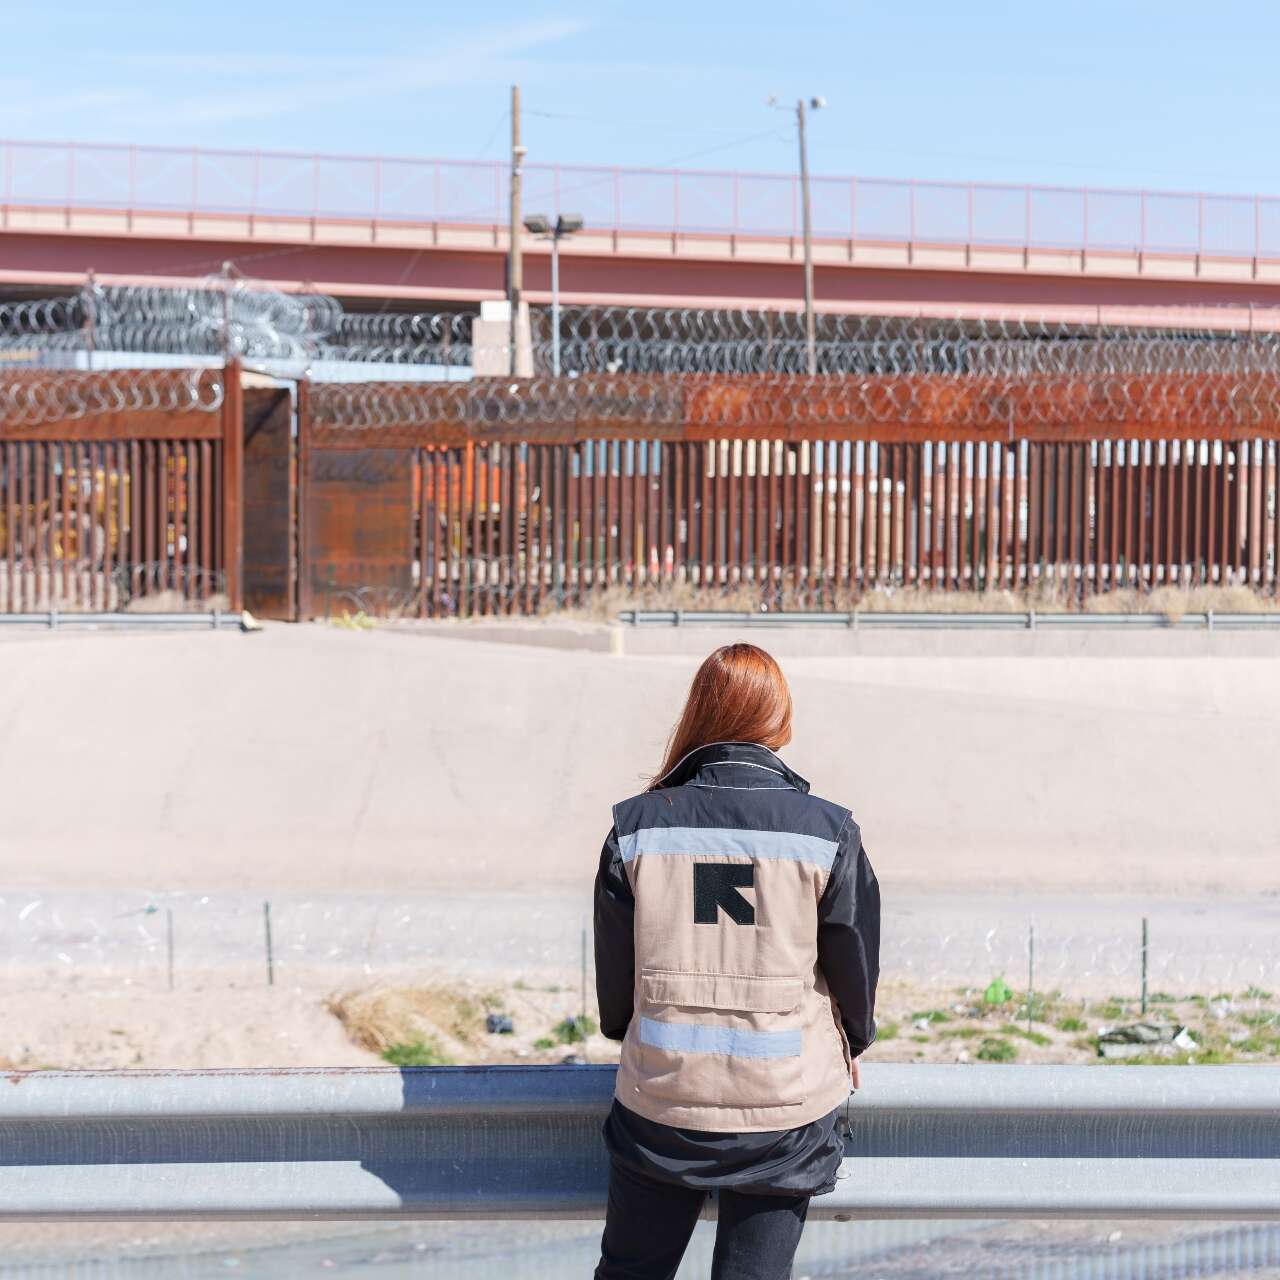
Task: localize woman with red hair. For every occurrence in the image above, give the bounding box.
[593,643,880,1280]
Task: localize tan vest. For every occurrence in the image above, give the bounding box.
[614,819,854,1133]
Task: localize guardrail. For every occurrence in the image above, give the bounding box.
[1,1064,1276,1221]
[618,609,1280,629]
[0,610,253,630]
[6,138,1280,260]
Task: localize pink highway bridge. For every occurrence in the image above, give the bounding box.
[4,138,1280,316]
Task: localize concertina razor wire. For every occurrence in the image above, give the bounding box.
[7,279,1280,430]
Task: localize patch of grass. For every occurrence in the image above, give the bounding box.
[1149,992,1178,1004]
[532,1037,556,1051]
[1108,1049,1236,1066]
[1240,1011,1280,1028]
[938,1027,984,1040]
[1007,1026,1051,1046]
[1016,992,1056,1023]
[876,1020,899,1043]
[1095,1002,1127,1021]
[381,1038,452,1067]
[910,1034,930,1044]
[553,1015,598,1045]
[1056,1016,1088,1033]
[976,1037,1018,1063]
[910,1009,951,1024]
[1235,1036,1277,1055]
[1243,987,1273,1001]
[1072,1037,1099,1053]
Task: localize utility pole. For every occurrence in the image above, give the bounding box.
[508,84,526,376]
[796,97,817,377]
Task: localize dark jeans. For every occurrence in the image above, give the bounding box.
[595,1157,810,1280]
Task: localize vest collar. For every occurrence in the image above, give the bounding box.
[656,741,810,794]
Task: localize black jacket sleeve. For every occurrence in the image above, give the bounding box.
[593,825,635,1042]
[817,821,881,1057]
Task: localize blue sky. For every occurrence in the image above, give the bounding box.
[1,1,1276,195]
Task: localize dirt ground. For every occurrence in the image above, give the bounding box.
[4,966,1276,1074]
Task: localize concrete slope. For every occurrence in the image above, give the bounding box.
[0,625,1276,894]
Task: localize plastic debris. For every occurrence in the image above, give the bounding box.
[1096,1023,1191,1059]
[983,977,1013,1005]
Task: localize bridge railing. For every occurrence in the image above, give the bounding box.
[5,138,1280,259]
[1,1063,1276,1220]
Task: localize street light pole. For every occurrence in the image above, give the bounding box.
[523,213,583,375]
[796,97,817,377]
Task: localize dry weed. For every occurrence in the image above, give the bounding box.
[325,984,493,1057]
[124,589,232,614]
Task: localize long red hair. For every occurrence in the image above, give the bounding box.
[651,644,793,788]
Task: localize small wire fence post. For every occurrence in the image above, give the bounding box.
[1027,922,1035,1033]
[264,901,275,987]
[165,907,174,992]
[580,919,587,1027]
[1141,916,1149,1015]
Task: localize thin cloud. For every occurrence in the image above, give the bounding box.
[100,17,593,131]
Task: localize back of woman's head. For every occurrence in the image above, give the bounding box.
[651,644,793,788]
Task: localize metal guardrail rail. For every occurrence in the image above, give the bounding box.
[0,610,254,631]
[619,609,1280,630]
[0,1064,1276,1221]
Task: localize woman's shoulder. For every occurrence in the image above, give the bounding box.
[610,786,672,833]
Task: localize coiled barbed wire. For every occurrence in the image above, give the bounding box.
[6,280,1280,431]
[0,368,223,427]
[306,370,1280,433]
[5,282,1280,373]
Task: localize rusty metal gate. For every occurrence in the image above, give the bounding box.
[0,365,241,613]
[242,385,295,621]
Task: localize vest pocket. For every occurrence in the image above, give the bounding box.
[635,969,807,1109]
[641,969,804,1014]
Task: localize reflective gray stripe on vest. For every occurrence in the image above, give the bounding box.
[638,1016,802,1060]
[618,825,838,871]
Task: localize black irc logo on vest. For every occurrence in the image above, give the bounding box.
[693,863,756,925]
